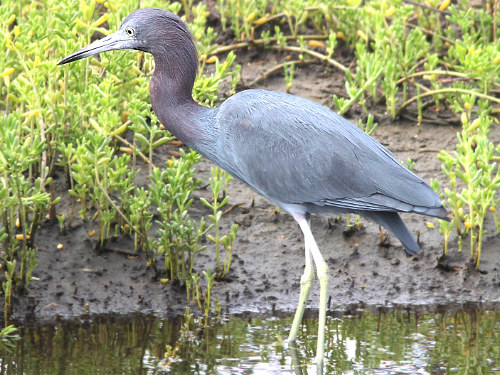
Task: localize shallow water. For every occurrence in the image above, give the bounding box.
[1,307,499,374]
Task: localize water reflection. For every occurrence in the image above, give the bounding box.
[0,307,498,374]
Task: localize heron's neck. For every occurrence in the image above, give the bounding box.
[150,52,215,151]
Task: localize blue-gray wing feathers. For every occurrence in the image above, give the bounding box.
[217,90,444,216]
[212,89,447,254]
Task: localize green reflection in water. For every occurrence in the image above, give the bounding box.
[0,308,498,374]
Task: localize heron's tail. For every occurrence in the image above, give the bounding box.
[366,211,420,255]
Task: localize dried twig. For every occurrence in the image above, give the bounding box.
[211,34,329,55]
[396,70,473,85]
[270,45,351,74]
[248,59,303,87]
[264,5,358,24]
[402,0,452,15]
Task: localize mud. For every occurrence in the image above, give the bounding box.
[9,44,500,326]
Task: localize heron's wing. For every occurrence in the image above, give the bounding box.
[216,90,442,214]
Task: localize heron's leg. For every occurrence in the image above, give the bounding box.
[288,218,314,342]
[296,214,329,368]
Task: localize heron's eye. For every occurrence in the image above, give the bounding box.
[125,27,135,37]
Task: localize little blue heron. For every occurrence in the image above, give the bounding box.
[59,8,448,368]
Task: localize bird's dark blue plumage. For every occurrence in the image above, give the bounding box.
[217,90,442,213]
[213,89,447,254]
[58,8,449,368]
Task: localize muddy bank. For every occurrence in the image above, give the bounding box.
[9,47,500,326]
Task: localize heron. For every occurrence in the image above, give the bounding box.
[59,8,449,369]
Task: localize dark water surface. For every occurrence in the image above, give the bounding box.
[1,307,499,374]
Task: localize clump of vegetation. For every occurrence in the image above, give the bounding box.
[0,0,240,328]
[0,114,52,324]
[201,167,239,279]
[149,150,209,281]
[437,99,499,268]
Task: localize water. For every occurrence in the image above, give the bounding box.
[1,308,499,374]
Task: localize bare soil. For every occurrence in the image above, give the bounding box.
[9,45,500,326]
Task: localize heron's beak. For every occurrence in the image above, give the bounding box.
[58,30,130,65]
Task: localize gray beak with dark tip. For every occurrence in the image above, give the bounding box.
[58,29,133,65]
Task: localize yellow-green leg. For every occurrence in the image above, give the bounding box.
[291,213,330,370]
[288,224,314,342]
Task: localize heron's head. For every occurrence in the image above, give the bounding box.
[58,8,193,65]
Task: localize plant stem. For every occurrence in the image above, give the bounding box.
[113,134,157,169]
[396,88,500,116]
[338,67,383,115]
[94,167,147,243]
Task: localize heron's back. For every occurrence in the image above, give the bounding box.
[212,89,445,220]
